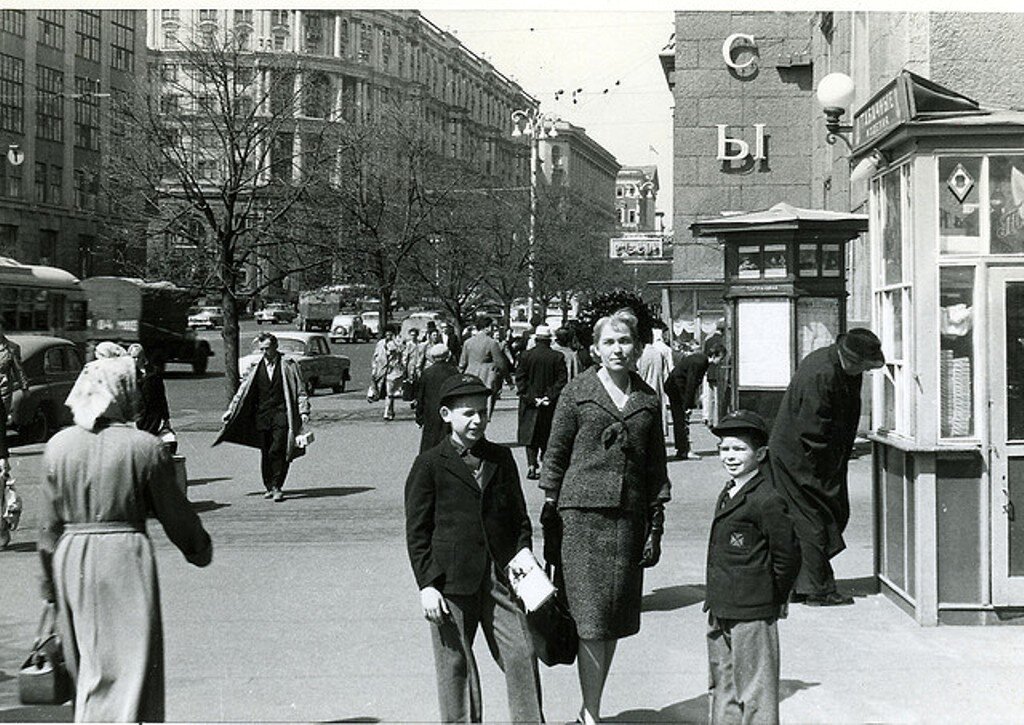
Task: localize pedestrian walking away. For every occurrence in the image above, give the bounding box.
[666,344,726,460]
[551,326,581,381]
[459,314,509,420]
[636,321,674,438]
[768,328,884,606]
[129,344,176,454]
[38,354,212,721]
[514,324,568,480]
[405,374,544,723]
[539,308,670,725]
[415,343,461,453]
[215,332,310,502]
[704,411,800,725]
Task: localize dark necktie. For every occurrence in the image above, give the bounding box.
[718,480,736,509]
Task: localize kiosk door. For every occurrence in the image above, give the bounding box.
[990,269,1024,603]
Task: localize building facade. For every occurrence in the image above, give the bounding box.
[0,9,148,276]
[536,119,620,223]
[615,165,659,232]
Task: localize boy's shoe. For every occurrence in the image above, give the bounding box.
[263,490,274,499]
[803,591,854,606]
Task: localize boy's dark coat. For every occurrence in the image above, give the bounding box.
[704,467,801,620]
[405,437,533,595]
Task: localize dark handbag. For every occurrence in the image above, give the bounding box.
[18,603,72,705]
[401,379,416,401]
[526,564,578,667]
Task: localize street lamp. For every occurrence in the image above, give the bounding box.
[511,108,560,317]
[815,72,855,149]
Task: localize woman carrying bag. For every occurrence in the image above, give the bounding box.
[371,323,405,421]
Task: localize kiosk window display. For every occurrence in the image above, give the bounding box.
[853,71,1024,624]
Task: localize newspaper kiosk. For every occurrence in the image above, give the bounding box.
[852,72,1024,624]
[690,203,867,424]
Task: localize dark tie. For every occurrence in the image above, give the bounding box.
[718,480,736,509]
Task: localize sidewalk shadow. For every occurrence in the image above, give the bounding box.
[642,584,706,612]
[1,540,37,553]
[606,680,818,723]
[277,486,374,500]
[187,476,231,487]
[837,575,879,598]
[0,704,72,722]
[322,718,381,723]
[191,500,232,513]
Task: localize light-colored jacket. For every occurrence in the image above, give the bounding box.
[214,356,309,462]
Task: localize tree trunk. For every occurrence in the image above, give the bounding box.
[222,290,240,401]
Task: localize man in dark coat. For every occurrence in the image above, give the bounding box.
[514,325,568,480]
[769,328,885,606]
[415,343,460,453]
[666,344,726,460]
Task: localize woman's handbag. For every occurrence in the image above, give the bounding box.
[18,603,72,705]
[401,379,416,402]
[525,564,579,667]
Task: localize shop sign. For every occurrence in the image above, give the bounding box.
[852,77,909,149]
[610,235,664,260]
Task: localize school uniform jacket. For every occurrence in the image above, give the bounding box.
[704,467,801,621]
[405,437,533,596]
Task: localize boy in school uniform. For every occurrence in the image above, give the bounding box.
[405,373,544,723]
[704,410,801,725]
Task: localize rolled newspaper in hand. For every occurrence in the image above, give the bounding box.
[505,547,556,612]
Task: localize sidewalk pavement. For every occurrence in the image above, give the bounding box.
[1,397,1023,723]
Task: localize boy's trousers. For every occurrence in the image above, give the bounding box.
[707,614,779,725]
[430,563,543,723]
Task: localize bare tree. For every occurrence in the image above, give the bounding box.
[105,30,343,397]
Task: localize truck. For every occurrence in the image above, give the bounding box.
[296,289,343,332]
[80,276,214,374]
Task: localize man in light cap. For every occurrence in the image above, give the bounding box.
[415,343,460,453]
[769,328,885,606]
[514,324,567,479]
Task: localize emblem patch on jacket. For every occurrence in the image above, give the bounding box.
[729,531,746,548]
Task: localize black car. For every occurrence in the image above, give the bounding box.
[6,335,83,443]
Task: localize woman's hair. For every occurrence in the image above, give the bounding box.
[592,308,639,344]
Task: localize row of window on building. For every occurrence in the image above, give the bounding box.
[0,161,100,210]
[1,10,136,71]
[0,55,103,148]
[0,223,95,277]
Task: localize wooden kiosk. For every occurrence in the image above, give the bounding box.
[690,203,867,423]
[851,72,1024,624]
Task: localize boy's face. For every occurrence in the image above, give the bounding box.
[717,434,766,480]
[440,393,490,444]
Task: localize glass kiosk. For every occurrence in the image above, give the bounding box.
[690,203,867,424]
[852,71,1024,624]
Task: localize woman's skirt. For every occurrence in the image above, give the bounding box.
[559,507,647,640]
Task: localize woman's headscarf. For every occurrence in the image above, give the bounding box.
[65,355,140,430]
[94,341,128,359]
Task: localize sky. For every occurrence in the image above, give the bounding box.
[426,10,676,229]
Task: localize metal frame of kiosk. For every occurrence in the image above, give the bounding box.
[853,72,1024,624]
[690,204,867,425]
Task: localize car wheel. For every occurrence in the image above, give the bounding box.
[25,406,52,443]
[192,354,209,375]
[305,378,317,396]
[332,379,345,394]
[257,319,263,325]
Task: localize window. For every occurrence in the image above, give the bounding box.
[111,11,135,72]
[233,9,252,49]
[77,235,94,278]
[234,9,252,25]
[616,186,624,198]
[1,158,21,198]
[161,63,177,82]
[74,77,101,150]
[39,229,57,266]
[628,209,637,224]
[301,72,330,118]
[989,155,1024,254]
[161,10,180,22]
[36,65,64,142]
[271,10,289,28]
[939,266,975,438]
[0,53,24,133]
[198,9,218,23]
[381,28,392,68]
[338,18,349,57]
[0,225,16,257]
[359,23,372,63]
[162,28,178,49]
[48,165,62,205]
[38,10,65,49]
[1,10,25,37]
[872,164,914,436]
[305,12,325,54]
[74,168,97,210]
[76,11,101,61]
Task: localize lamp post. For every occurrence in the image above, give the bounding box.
[511,108,560,318]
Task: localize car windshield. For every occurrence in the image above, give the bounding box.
[275,339,306,354]
[201,307,220,314]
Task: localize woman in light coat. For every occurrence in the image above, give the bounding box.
[39,355,212,721]
[371,322,405,421]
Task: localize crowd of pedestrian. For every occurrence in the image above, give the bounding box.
[2,306,884,723]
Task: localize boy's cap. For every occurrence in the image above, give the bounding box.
[712,410,769,440]
[438,374,491,405]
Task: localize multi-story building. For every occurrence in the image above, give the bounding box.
[0,9,147,276]
[536,120,619,223]
[615,165,659,232]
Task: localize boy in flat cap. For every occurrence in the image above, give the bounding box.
[705,411,800,725]
[404,374,543,723]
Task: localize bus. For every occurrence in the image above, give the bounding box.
[0,257,88,347]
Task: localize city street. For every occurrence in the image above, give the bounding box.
[2,361,1023,722]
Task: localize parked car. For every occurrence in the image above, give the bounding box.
[238,332,351,396]
[5,335,83,443]
[330,312,369,343]
[187,306,224,330]
[400,311,446,339]
[255,302,297,325]
[361,310,380,337]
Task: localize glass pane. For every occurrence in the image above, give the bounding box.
[880,170,902,285]
[989,155,1024,254]
[882,364,896,431]
[939,157,981,253]
[940,267,975,437]
[737,245,762,279]
[822,244,841,278]
[763,244,786,278]
[737,299,790,387]
[1009,459,1024,577]
[796,297,838,361]
[798,244,819,276]
[1007,282,1024,441]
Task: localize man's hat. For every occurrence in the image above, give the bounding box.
[534,324,552,340]
[438,374,491,406]
[427,343,450,360]
[838,328,885,368]
[712,410,770,443]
